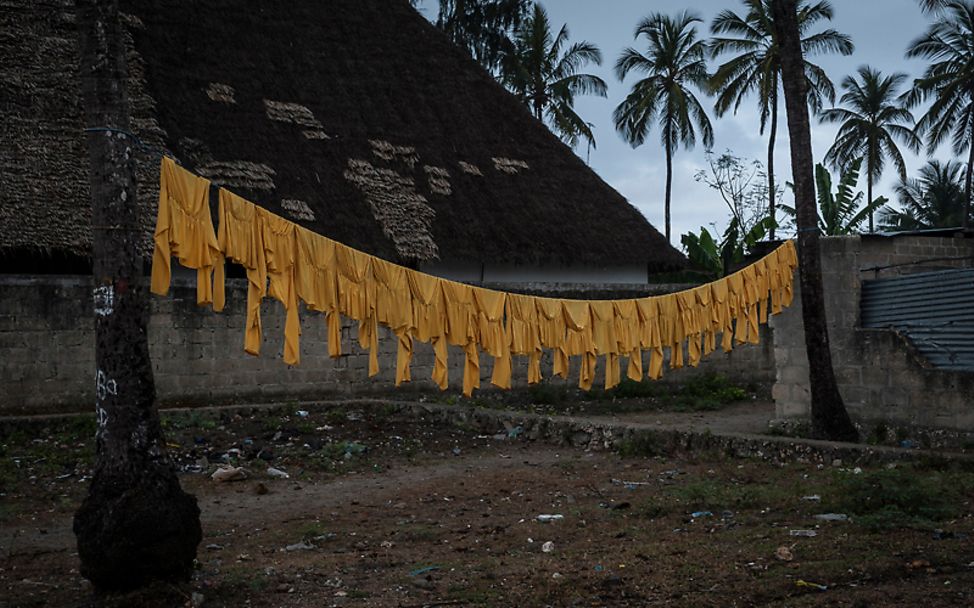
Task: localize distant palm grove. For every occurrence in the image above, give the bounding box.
[417,0,974,248]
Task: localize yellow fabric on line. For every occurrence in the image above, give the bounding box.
[150,158,800,395]
[150,156,220,306]
[215,189,266,356]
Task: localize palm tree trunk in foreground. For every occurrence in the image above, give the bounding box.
[965,132,973,230]
[664,139,673,244]
[768,90,778,240]
[74,0,201,590]
[771,0,858,442]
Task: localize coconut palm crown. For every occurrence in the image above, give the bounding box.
[614,11,714,244]
[821,66,921,232]
[708,0,854,239]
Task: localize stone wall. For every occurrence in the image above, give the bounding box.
[772,235,974,431]
[0,274,775,416]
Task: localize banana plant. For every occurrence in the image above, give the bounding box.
[779,158,888,235]
[682,215,777,276]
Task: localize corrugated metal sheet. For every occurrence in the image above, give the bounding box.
[861,268,974,371]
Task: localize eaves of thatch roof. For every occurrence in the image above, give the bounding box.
[0,0,686,272]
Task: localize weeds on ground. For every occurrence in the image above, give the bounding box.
[826,465,974,530]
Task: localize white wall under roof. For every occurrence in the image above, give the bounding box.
[420,261,648,285]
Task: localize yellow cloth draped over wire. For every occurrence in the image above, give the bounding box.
[150,157,798,396]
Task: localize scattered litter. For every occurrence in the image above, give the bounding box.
[790,530,818,537]
[537,514,564,523]
[285,540,315,552]
[796,579,828,591]
[542,541,555,553]
[409,566,441,577]
[933,529,969,540]
[343,442,368,457]
[594,565,604,572]
[346,411,364,422]
[852,467,863,475]
[775,546,794,562]
[266,467,290,479]
[814,513,848,522]
[907,559,932,570]
[380,540,395,548]
[506,424,524,439]
[801,495,821,502]
[296,410,309,418]
[205,543,223,551]
[900,439,915,449]
[211,466,247,482]
[452,447,462,457]
[255,483,269,495]
[600,501,631,510]
[690,511,713,519]
[552,572,563,579]
[191,592,205,607]
[612,479,651,488]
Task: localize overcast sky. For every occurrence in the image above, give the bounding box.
[416,0,954,245]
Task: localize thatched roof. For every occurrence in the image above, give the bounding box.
[1,0,685,271]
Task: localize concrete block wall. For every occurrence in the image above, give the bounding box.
[772,235,974,430]
[0,275,775,416]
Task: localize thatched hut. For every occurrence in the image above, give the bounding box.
[1,0,684,282]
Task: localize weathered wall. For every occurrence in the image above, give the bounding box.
[773,235,974,430]
[0,274,774,416]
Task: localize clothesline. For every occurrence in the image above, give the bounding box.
[150,157,798,396]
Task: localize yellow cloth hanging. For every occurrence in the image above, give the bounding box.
[335,244,378,376]
[536,297,569,379]
[637,297,664,380]
[151,159,802,394]
[614,299,642,382]
[590,301,620,390]
[563,300,596,390]
[150,157,220,306]
[215,189,266,356]
[507,293,543,385]
[373,258,415,386]
[442,280,480,396]
[472,287,511,389]
[257,207,301,366]
[407,269,448,390]
[295,226,341,359]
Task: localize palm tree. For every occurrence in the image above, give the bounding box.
[502,3,608,149]
[709,0,853,240]
[904,0,974,229]
[821,66,921,232]
[74,0,201,590]
[770,0,858,442]
[880,160,969,230]
[435,0,530,75]
[614,11,714,244]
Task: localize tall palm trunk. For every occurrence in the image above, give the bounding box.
[965,126,973,230]
[768,89,778,240]
[867,173,874,233]
[664,137,673,244]
[74,0,201,590]
[771,0,858,442]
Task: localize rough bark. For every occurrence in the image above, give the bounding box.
[867,172,874,233]
[768,89,778,240]
[664,138,673,244]
[73,0,201,590]
[770,0,858,442]
[965,129,973,230]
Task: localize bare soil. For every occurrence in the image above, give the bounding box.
[2,403,973,607]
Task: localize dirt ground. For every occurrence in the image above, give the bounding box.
[2,402,974,608]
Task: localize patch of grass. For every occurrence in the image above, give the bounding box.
[826,466,974,530]
[162,410,217,431]
[616,435,665,458]
[324,408,347,425]
[666,476,802,511]
[528,383,569,405]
